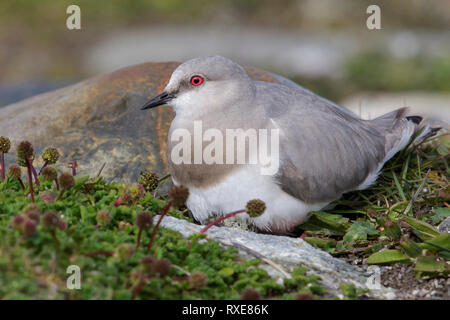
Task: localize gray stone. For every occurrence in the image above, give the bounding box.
[156,215,397,299]
[438,216,450,233]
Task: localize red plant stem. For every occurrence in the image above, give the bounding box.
[69,161,77,176]
[26,158,35,203]
[200,209,246,233]
[114,194,125,207]
[84,251,114,257]
[131,275,153,300]
[56,190,65,201]
[115,186,130,207]
[54,178,59,190]
[38,160,49,175]
[136,228,143,249]
[18,178,25,190]
[0,152,4,180]
[147,203,172,252]
[30,163,40,187]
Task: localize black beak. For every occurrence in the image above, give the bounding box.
[140,91,174,110]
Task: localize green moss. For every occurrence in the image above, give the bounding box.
[0,170,330,300]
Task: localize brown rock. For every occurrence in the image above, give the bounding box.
[0,62,292,183]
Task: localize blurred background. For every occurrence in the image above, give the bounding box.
[0,0,449,122]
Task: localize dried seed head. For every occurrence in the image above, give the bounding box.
[25,210,40,224]
[241,289,261,300]
[169,185,189,208]
[140,255,156,273]
[58,219,67,231]
[42,148,59,164]
[115,243,134,261]
[153,259,170,277]
[42,211,60,231]
[58,172,75,190]
[136,211,153,230]
[23,219,37,237]
[16,141,34,167]
[138,171,159,192]
[12,215,25,231]
[23,203,40,214]
[245,199,266,218]
[294,292,314,300]
[8,165,22,179]
[0,136,11,153]
[41,166,58,182]
[23,205,40,224]
[96,210,111,226]
[140,256,170,277]
[189,271,207,289]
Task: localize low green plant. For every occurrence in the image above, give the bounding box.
[0,156,332,299]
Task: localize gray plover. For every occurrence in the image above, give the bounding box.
[141,55,433,232]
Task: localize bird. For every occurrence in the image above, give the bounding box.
[141,55,435,233]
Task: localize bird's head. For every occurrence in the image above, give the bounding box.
[141,55,253,117]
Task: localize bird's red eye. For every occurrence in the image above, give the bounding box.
[190,75,204,86]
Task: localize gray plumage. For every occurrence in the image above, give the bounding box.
[141,55,430,232]
[256,80,404,203]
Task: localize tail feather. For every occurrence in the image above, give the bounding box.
[406,115,423,125]
[374,107,441,163]
[373,107,441,146]
[372,107,408,131]
[356,109,441,191]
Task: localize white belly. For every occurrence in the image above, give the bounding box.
[174,166,328,232]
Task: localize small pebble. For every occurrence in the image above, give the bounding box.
[419,289,428,297]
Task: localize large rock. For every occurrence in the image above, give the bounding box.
[0,62,282,182]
